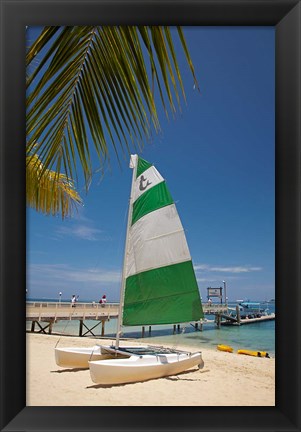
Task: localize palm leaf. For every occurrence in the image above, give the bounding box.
[26,26,198,194]
[26,153,82,218]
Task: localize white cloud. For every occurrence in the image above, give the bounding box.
[29,263,121,284]
[193,264,210,271]
[196,276,242,285]
[56,224,103,241]
[210,266,262,273]
[194,264,262,274]
[48,211,112,241]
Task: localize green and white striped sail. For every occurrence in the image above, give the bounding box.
[122,155,204,326]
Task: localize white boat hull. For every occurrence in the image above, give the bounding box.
[54,345,139,368]
[55,346,110,368]
[89,351,204,385]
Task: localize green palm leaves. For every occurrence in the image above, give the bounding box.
[26,26,198,216]
[26,153,82,218]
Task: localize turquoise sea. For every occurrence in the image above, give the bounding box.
[26,299,275,356]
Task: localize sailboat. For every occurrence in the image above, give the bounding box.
[55,155,204,385]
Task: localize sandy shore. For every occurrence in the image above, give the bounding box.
[26,333,275,406]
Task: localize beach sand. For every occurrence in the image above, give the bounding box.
[26,333,275,406]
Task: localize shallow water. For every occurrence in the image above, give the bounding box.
[26,300,275,356]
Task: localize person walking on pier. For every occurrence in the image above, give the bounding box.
[71,295,76,307]
[99,294,107,307]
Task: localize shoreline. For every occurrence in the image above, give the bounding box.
[26,333,275,406]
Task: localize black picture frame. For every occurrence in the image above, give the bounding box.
[1,1,300,431]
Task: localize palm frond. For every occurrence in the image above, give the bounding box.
[26,26,198,192]
[26,153,82,219]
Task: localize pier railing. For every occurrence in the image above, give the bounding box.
[26,301,228,321]
[202,303,229,314]
[26,301,119,321]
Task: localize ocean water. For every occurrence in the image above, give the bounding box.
[26,299,275,356]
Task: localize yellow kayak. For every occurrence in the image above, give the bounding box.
[237,349,270,358]
[217,344,233,353]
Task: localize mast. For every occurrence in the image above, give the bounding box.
[115,155,138,349]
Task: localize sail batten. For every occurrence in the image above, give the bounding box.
[122,155,203,327]
[144,228,184,242]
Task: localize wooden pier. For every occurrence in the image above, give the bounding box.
[26,302,119,336]
[26,301,215,336]
[26,301,274,336]
[220,314,275,326]
[201,302,276,328]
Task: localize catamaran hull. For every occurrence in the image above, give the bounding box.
[55,346,109,368]
[54,345,139,368]
[89,352,203,385]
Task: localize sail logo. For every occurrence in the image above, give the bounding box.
[139,175,152,191]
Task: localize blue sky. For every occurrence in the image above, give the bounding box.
[27,26,275,303]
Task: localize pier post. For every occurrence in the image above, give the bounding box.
[173,324,176,334]
[101,320,105,336]
[79,319,83,336]
[236,305,241,324]
[142,326,145,337]
[31,321,36,332]
[148,326,152,335]
[216,314,221,329]
[177,324,180,332]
